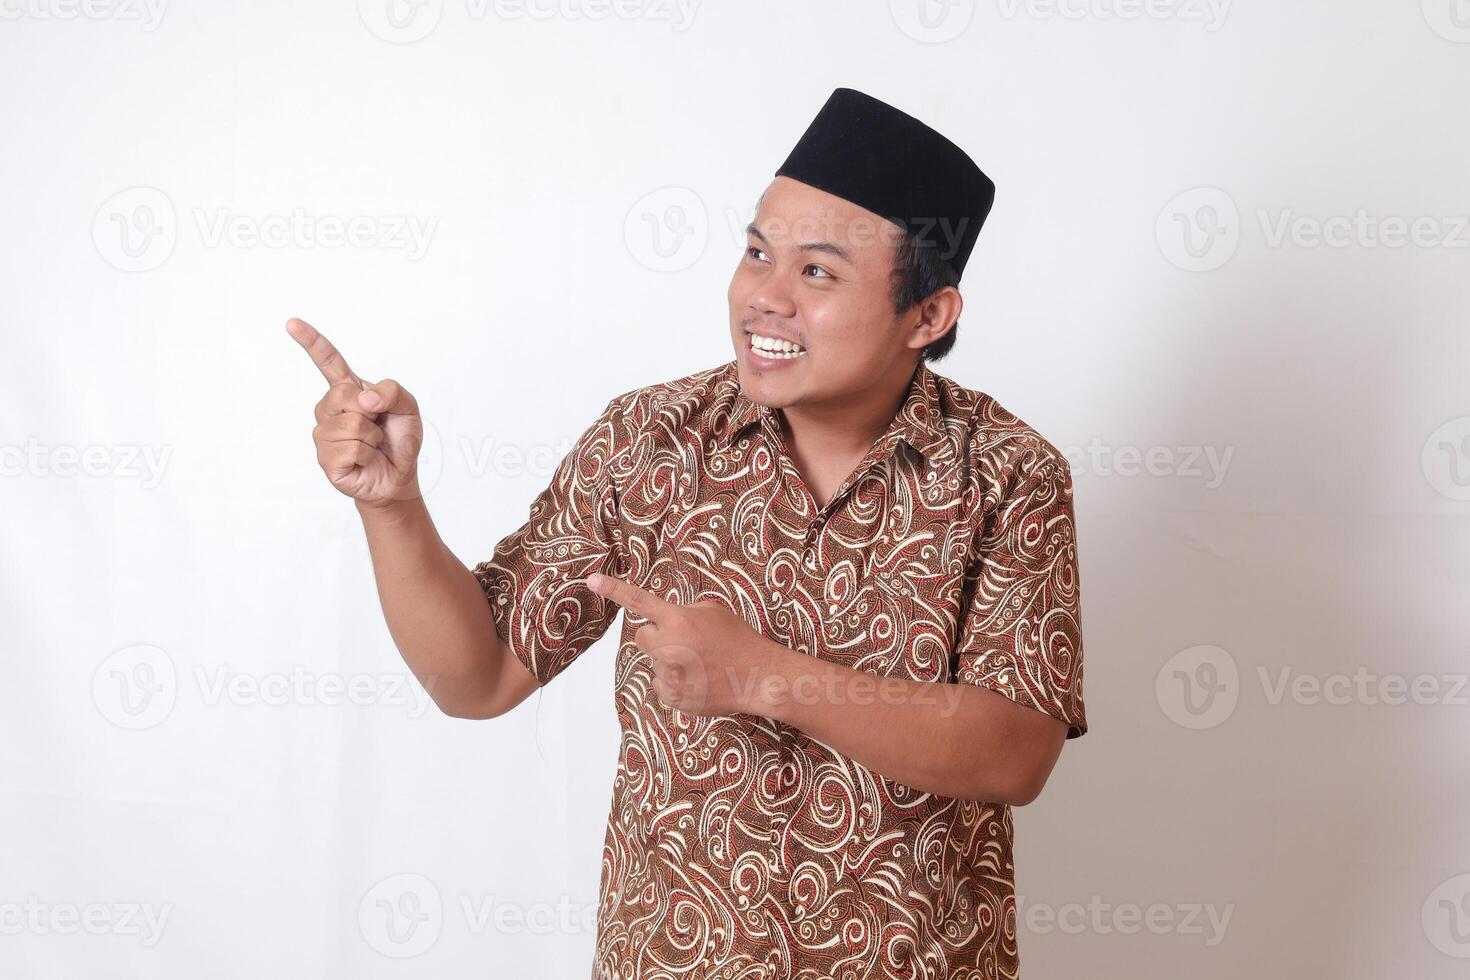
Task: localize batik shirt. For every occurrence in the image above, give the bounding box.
[473,358,1086,980]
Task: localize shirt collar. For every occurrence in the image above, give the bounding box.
[715,360,952,463]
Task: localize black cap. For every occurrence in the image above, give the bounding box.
[774,87,996,275]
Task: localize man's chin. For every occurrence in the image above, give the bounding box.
[735,363,781,400]
[738,381,805,416]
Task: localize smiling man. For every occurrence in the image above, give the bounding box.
[292,87,1086,979]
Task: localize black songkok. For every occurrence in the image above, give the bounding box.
[774,87,995,275]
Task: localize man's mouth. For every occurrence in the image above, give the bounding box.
[747,331,808,360]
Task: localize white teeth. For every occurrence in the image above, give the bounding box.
[749,333,807,358]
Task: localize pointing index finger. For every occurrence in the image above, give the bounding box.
[286,317,362,387]
[587,573,673,623]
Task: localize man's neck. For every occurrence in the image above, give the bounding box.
[774,356,921,506]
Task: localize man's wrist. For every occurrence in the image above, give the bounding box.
[354,493,425,526]
[741,640,800,722]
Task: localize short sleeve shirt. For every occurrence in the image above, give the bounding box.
[473,358,1086,980]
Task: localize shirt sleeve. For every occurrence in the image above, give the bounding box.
[952,451,1087,738]
[471,396,627,687]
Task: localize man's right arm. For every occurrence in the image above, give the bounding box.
[355,495,540,719]
[287,316,539,720]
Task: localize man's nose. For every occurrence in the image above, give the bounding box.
[748,270,797,319]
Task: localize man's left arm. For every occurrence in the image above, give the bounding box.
[587,451,1086,807]
[756,649,1070,805]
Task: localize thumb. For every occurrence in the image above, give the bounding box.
[357,378,419,416]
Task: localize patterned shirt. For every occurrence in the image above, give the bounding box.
[473,358,1086,980]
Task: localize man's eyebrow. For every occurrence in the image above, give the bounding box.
[743,223,854,265]
[798,240,854,265]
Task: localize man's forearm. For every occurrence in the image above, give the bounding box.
[747,644,1068,805]
[355,496,531,718]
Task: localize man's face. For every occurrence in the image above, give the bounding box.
[727,176,919,410]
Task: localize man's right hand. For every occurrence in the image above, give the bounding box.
[287,317,424,507]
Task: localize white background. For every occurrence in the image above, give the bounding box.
[3,1,1469,977]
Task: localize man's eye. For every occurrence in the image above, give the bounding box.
[746,246,769,262]
[804,264,833,279]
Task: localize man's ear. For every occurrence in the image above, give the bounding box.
[906,286,963,352]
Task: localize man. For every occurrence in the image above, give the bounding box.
[291,87,1085,979]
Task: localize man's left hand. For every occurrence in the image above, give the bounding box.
[586,572,784,717]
